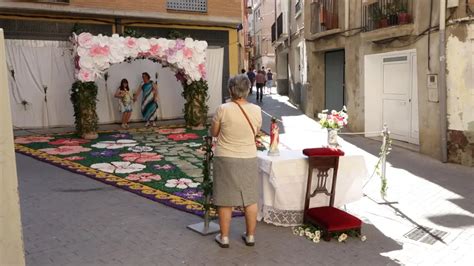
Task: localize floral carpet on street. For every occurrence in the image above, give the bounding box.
[15,126,265,217]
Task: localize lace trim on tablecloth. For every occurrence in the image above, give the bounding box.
[260,205,304,227]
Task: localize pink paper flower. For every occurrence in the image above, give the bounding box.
[63,156,84,161]
[77,32,94,48]
[119,152,162,163]
[183,48,193,59]
[125,37,137,48]
[89,44,110,57]
[154,164,176,171]
[48,138,90,146]
[198,63,206,79]
[40,145,91,155]
[78,69,95,82]
[149,44,161,56]
[15,136,53,144]
[126,173,161,182]
[167,133,200,141]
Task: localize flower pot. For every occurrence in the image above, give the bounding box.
[82,132,98,140]
[377,19,389,29]
[327,129,340,148]
[388,14,398,26]
[398,13,410,24]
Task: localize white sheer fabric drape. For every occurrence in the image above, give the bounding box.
[6,40,75,128]
[6,40,224,128]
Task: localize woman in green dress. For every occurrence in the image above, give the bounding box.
[134,72,159,127]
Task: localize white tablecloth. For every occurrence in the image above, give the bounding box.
[257,150,368,226]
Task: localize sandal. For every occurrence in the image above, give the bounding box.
[215,234,229,248]
[241,234,255,246]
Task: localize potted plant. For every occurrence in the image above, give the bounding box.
[70,81,99,139]
[387,3,399,26]
[369,5,388,29]
[397,2,411,24]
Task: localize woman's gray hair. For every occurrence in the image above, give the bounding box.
[228,74,251,100]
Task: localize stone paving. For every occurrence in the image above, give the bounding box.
[15,91,474,265]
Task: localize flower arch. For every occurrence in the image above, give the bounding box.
[72,32,208,82]
[70,32,209,138]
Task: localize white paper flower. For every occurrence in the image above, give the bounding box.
[91,161,146,174]
[78,32,94,48]
[93,56,110,70]
[77,47,89,57]
[137,37,151,52]
[184,37,195,49]
[92,139,138,149]
[312,236,320,243]
[109,47,126,64]
[79,56,94,69]
[360,235,367,242]
[194,40,207,52]
[338,233,348,242]
[165,178,199,189]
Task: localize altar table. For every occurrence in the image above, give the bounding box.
[257,150,368,227]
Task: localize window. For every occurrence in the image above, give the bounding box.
[167,0,207,13]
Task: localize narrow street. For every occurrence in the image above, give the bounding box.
[16,92,474,266]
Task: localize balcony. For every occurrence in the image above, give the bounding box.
[295,0,302,16]
[310,0,339,35]
[245,34,253,48]
[362,0,414,32]
[277,13,283,39]
[271,22,277,43]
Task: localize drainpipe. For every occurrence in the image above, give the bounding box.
[439,0,448,162]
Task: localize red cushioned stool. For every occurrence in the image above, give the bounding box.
[302,147,362,241]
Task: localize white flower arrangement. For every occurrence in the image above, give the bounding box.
[72,32,208,82]
[317,106,349,130]
[292,225,365,244]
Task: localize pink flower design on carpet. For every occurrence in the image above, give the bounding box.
[156,128,186,135]
[126,173,161,182]
[90,161,146,174]
[63,156,84,161]
[120,152,162,163]
[167,133,199,141]
[154,164,176,171]
[40,145,91,155]
[15,136,54,144]
[165,178,199,189]
[48,138,90,146]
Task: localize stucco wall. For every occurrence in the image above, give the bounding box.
[304,0,447,161]
[0,28,25,266]
[446,23,474,166]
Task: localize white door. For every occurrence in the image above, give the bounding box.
[410,54,419,144]
[381,53,419,144]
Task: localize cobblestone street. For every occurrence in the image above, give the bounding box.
[16,93,474,265]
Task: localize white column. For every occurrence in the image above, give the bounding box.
[0,29,26,265]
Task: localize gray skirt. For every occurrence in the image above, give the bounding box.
[212,156,258,207]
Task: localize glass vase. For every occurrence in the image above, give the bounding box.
[327,128,340,148]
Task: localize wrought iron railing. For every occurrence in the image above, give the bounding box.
[295,0,302,15]
[362,0,414,32]
[277,13,283,39]
[310,0,339,34]
[271,22,277,43]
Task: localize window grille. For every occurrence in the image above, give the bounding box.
[167,0,207,13]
